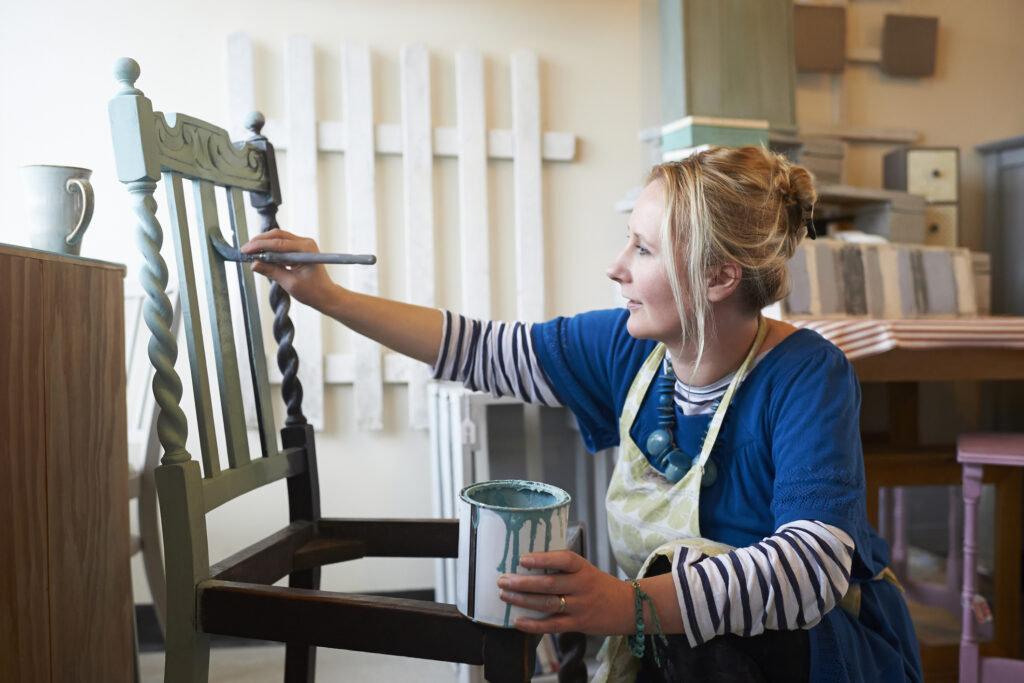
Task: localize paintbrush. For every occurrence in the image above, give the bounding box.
[210,231,376,266]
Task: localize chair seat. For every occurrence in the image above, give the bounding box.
[957,433,1024,465]
[978,656,1024,679]
[200,516,587,682]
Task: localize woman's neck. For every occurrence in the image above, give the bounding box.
[667,310,761,387]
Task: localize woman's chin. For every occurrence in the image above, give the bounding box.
[624,316,649,340]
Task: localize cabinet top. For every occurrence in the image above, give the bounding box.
[976,134,1024,154]
[0,242,126,274]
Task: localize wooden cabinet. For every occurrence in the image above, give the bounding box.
[884,147,961,247]
[977,134,1024,317]
[0,244,131,683]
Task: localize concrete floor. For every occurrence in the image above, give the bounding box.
[138,647,573,682]
[138,647,462,682]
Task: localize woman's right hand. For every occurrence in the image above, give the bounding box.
[241,228,342,312]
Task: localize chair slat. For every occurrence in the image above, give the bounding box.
[202,448,307,513]
[208,520,316,584]
[164,172,221,478]
[193,179,251,469]
[227,187,278,459]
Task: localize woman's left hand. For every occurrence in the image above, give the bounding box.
[498,550,633,635]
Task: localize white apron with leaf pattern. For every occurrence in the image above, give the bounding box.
[593,317,767,683]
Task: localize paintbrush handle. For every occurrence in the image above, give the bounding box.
[209,232,376,266]
[250,251,377,265]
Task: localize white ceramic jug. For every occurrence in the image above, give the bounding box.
[21,165,95,256]
[456,480,570,628]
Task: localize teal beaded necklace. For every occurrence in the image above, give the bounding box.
[644,316,768,487]
[644,357,719,486]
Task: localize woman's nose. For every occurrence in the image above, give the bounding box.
[606,252,627,283]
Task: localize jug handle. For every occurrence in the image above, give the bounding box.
[64,178,94,246]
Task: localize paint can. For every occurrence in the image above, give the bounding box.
[456,479,571,627]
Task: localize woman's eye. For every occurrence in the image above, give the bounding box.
[636,244,651,256]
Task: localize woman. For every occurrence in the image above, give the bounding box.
[243,146,922,682]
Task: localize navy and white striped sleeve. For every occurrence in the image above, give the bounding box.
[430,310,563,407]
[671,520,854,647]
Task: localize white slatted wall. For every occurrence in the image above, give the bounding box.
[225,33,577,430]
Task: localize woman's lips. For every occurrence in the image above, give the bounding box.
[626,300,641,310]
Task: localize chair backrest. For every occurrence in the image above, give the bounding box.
[108,57,316,596]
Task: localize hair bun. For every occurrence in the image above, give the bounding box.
[771,166,799,207]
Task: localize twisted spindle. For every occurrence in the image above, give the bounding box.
[270,259,305,426]
[129,180,191,464]
[245,111,306,426]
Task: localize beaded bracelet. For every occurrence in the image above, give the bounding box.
[626,579,669,665]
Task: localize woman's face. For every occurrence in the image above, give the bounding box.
[606,180,683,345]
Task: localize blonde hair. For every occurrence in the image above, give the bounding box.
[648,145,816,369]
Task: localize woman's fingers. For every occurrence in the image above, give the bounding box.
[512,615,574,634]
[499,570,574,596]
[241,228,316,254]
[251,261,283,278]
[495,552,634,635]
[499,589,567,614]
[500,588,578,633]
[520,550,586,572]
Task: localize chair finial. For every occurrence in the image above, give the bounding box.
[245,110,266,137]
[113,58,144,96]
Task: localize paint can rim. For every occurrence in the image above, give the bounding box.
[459,479,570,512]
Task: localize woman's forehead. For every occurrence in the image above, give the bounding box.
[628,181,666,236]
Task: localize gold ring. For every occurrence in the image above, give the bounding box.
[558,595,567,614]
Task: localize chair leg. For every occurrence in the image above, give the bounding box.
[556,631,588,683]
[140,435,168,635]
[890,487,908,578]
[960,463,983,683]
[162,625,211,683]
[157,462,212,683]
[284,643,315,683]
[482,631,538,683]
[946,486,963,603]
[284,567,320,683]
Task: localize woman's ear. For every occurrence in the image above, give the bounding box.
[707,261,743,302]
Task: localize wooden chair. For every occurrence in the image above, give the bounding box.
[958,433,1024,683]
[107,57,587,683]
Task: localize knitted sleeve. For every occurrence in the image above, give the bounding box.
[430,310,562,406]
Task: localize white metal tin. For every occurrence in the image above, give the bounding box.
[456,479,570,628]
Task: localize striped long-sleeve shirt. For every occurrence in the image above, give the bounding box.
[431,311,855,640]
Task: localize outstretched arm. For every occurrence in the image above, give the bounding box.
[242,228,443,365]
